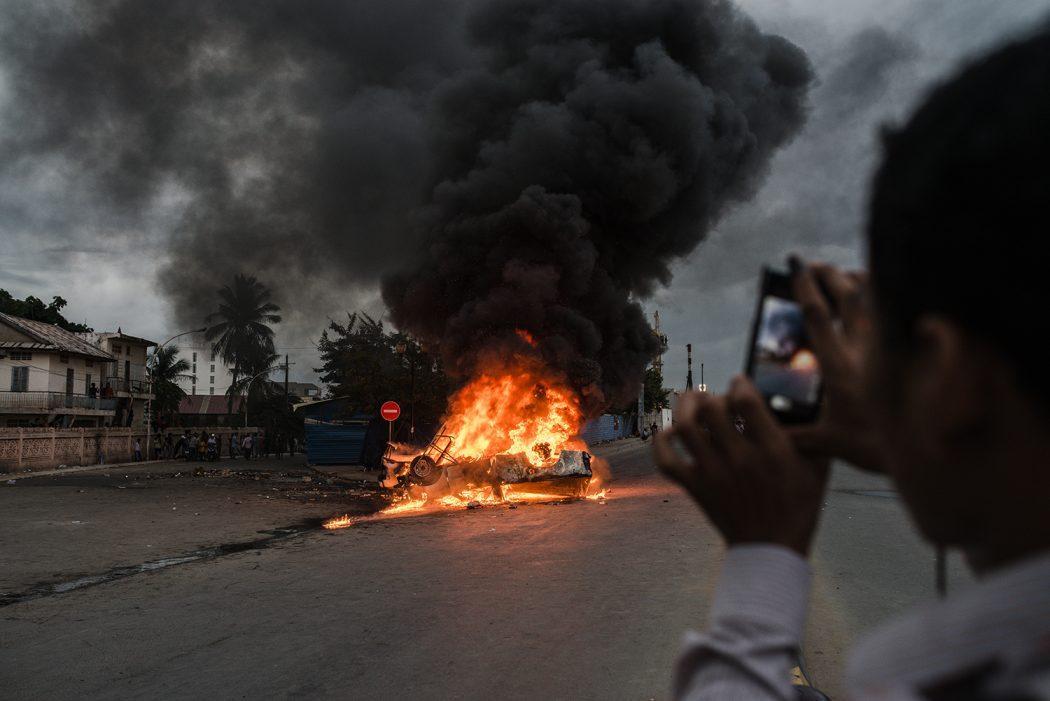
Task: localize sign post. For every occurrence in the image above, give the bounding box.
[380,401,401,443]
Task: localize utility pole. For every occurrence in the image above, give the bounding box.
[652,311,665,375]
[284,354,289,400]
[686,343,693,391]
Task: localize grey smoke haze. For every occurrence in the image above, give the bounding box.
[1,1,1047,399]
[0,0,812,411]
[652,0,1050,394]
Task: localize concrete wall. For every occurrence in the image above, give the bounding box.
[0,426,259,473]
[1,352,103,395]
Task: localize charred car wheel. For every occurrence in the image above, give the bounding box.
[409,455,442,486]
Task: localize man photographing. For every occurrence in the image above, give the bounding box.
[656,24,1050,701]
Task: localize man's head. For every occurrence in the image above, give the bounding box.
[866,25,1050,561]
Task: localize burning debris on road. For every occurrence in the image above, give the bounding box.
[323,394,608,529]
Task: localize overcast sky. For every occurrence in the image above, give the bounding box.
[1,0,1047,392]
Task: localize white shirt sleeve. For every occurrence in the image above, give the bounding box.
[675,544,812,701]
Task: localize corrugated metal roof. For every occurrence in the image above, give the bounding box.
[94,331,158,347]
[0,341,55,350]
[0,312,115,361]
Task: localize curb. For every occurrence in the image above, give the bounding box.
[3,454,297,482]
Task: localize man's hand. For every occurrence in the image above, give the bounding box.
[655,377,830,556]
[788,258,886,473]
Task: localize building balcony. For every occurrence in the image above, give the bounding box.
[0,391,118,415]
[101,362,153,397]
[102,375,152,396]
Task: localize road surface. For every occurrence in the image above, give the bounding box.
[0,440,967,699]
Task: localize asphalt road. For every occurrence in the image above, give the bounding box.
[0,440,969,700]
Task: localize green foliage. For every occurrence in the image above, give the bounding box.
[150,345,190,421]
[204,274,281,411]
[0,289,92,331]
[316,312,448,429]
[643,365,670,414]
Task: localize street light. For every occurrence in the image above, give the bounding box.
[145,327,207,461]
[242,367,275,428]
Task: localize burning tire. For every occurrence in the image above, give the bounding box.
[408,455,442,486]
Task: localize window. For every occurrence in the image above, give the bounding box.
[85,373,92,392]
[59,354,69,363]
[210,376,214,384]
[210,352,215,362]
[192,364,197,373]
[10,366,28,392]
[86,360,94,368]
[209,386,214,395]
[192,352,197,362]
[114,344,122,355]
[10,351,31,361]
[210,364,215,372]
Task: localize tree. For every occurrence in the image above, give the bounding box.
[149,345,191,424]
[643,365,670,414]
[0,289,91,332]
[204,274,281,410]
[316,313,448,436]
[226,350,283,405]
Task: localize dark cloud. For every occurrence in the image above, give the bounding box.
[655,1,1050,394]
[823,27,919,119]
[1,0,813,413]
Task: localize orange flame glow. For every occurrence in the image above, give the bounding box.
[442,367,583,467]
[323,514,353,530]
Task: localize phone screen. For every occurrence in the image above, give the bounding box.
[751,293,821,418]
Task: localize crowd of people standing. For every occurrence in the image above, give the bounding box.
[144,429,301,462]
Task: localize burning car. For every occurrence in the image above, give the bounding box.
[381,427,593,499]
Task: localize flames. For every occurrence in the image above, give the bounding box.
[443,367,583,467]
[322,336,602,531]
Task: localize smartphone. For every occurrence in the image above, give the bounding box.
[745,267,822,423]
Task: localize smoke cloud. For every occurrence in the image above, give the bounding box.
[0,0,812,412]
[383,0,813,409]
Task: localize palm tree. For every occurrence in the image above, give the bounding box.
[150,345,191,423]
[205,274,282,411]
[226,350,283,402]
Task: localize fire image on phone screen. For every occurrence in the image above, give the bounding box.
[752,295,821,414]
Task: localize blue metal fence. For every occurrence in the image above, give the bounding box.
[304,421,369,465]
[578,413,631,444]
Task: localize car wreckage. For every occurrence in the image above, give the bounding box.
[381,429,593,498]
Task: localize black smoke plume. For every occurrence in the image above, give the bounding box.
[383,0,813,409]
[0,0,811,412]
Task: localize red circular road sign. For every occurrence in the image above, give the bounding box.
[380,401,401,422]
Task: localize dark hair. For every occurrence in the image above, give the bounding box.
[869,25,1050,396]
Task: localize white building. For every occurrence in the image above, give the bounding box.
[171,332,238,396]
[0,312,118,427]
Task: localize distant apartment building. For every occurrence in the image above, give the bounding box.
[172,332,237,396]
